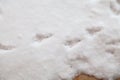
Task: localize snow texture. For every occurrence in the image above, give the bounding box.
[0,0,120,80]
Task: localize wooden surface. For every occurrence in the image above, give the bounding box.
[73,74,120,80]
[116,78,120,80]
[73,74,101,80]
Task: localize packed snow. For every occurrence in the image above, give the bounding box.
[0,0,120,80]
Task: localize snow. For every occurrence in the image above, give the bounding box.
[0,0,120,80]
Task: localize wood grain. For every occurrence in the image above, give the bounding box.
[73,74,102,80]
[73,74,120,80]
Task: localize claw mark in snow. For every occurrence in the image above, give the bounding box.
[35,33,53,41]
[0,43,15,50]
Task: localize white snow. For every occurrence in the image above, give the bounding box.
[0,0,120,80]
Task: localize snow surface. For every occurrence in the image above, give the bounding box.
[0,0,120,80]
